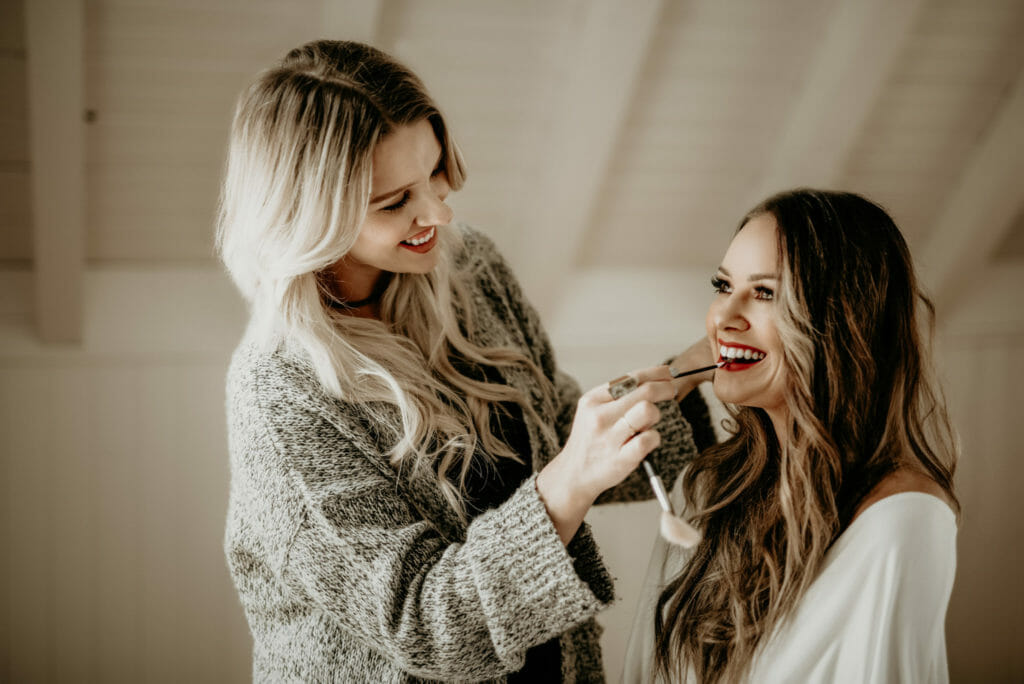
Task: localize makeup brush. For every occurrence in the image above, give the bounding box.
[642,459,701,547]
[669,360,727,379]
[633,361,723,548]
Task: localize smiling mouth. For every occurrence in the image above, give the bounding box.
[718,344,766,366]
[401,226,435,246]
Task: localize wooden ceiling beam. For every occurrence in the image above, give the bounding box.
[25,0,86,344]
[750,0,925,200]
[919,67,1024,318]
[519,0,664,320]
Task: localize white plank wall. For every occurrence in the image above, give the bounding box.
[1,357,253,682]
[942,332,1024,682]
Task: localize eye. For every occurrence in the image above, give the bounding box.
[430,163,445,179]
[711,276,731,294]
[754,286,775,301]
[380,191,411,213]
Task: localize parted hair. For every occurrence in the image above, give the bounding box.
[216,40,554,522]
[654,189,959,682]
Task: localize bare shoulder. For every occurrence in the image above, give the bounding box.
[851,469,955,523]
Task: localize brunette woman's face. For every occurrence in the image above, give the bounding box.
[705,214,789,420]
[335,119,453,297]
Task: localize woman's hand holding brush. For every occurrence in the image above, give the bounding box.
[536,365,676,546]
[668,337,719,400]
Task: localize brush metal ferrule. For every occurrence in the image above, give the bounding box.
[642,460,673,513]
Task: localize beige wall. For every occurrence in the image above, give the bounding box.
[0,269,252,681]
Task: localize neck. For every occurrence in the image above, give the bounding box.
[326,263,392,316]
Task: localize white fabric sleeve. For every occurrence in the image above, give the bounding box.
[750,493,957,683]
[623,492,957,684]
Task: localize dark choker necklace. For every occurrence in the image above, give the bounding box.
[329,293,378,309]
[327,275,392,310]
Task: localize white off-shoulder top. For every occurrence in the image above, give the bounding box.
[623,492,957,683]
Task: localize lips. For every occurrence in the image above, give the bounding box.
[399,226,437,253]
[718,341,766,371]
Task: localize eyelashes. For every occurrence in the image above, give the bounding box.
[710,275,775,301]
[379,164,447,213]
[381,192,411,213]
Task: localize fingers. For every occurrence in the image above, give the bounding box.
[621,427,661,462]
[614,375,677,408]
[614,399,662,443]
[668,338,718,396]
[601,365,675,403]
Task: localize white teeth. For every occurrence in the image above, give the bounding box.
[720,345,765,361]
[404,227,435,246]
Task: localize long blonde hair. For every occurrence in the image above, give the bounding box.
[217,40,554,521]
[655,190,959,682]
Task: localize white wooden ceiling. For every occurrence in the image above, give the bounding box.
[3,0,1024,336]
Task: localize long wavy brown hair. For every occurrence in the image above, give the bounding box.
[654,189,959,682]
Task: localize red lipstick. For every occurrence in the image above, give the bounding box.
[717,339,766,372]
[399,226,438,253]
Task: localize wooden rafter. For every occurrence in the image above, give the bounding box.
[750,0,925,200]
[920,67,1024,317]
[25,0,85,343]
[520,0,664,320]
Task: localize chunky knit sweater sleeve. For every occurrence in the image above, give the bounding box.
[226,342,615,682]
[225,225,707,682]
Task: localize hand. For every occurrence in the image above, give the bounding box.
[536,365,677,544]
[668,337,717,399]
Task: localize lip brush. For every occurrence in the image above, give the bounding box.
[670,360,727,379]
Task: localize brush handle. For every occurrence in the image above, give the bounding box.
[641,460,673,513]
[669,361,724,379]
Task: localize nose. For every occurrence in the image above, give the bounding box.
[712,295,749,332]
[415,177,453,227]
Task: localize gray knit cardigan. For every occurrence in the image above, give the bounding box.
[223,225,700,682]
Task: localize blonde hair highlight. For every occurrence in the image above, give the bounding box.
[217,40,554,522]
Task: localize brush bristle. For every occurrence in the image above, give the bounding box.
[659,511,701,547]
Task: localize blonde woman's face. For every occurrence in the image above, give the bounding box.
[337,119,453,296]
[705,214,789,420]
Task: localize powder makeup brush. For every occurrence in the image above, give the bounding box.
[642,459,701,547]
[640,360,726,547]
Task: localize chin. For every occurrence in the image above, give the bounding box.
[391,252,440,275]
[711,380,763,409]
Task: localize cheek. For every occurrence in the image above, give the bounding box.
[705,305,717,341]
[355,216,398,248]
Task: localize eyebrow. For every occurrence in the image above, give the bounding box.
[369,149,444,204]
[717,266,780,281]
[370,182,413,205]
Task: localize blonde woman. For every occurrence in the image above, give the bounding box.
[218,40,713,682]
[625,189,959,682]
